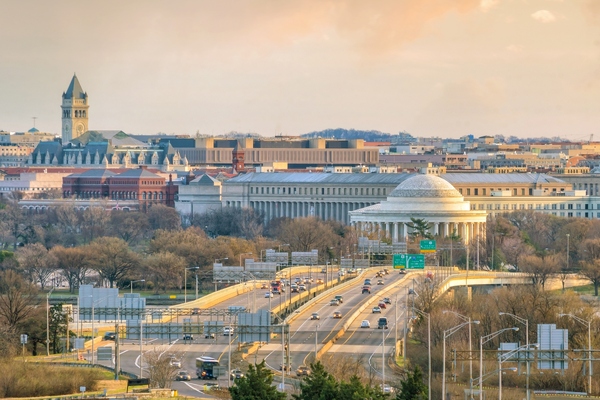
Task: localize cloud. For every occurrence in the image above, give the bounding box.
[531,10,557,23]
[506,44,524,53]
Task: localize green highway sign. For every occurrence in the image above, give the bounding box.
[420,240,436,253]
[393,254,425,269]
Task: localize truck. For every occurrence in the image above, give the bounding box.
[196,356,220,379]
[378,317,388,329]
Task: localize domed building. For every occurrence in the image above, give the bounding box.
[349,173,487,243]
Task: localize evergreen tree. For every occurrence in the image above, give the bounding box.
[407,218,433,240]
[396,366,427,400]
[229,361,285,400]
[293,362,338,400]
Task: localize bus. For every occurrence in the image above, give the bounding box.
[196,356,220,380]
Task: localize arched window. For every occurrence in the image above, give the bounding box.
[142,192,146,200]
[159,192,163,200]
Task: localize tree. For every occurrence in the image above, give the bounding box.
[48,303,70,354]
[407,218,433,240]
[145,252,187,293]
[16,243,57,289]
[109,210,150,245]
[195,207,263,238]
[143,347,183,388]
[147,204,181,231]
[580,259,600,296]
[229,360,285,400]
[274,217,338,255]
[88,237,140,288]
[520,253,559,289]
[337,375,387,400]
[293,362,339,400]
[397,366,427,400]
[0,270,39,330]
[51,246,89,293]
[80,205,110,243]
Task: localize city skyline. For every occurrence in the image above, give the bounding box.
[1,0,599,139]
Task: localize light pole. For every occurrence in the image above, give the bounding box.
[566,233,570,271]
[498,344,538,400]
[444,310,475,399]
[559,313,592,395]
[499,312,530,400]
[239,252,253,268]
[479,327,519,400]
[184,266,199,303]
[129,279,145,294]
[443,319,480,399]
[470,367,517,395]
[413,308,431,400]
[315,323,319,361]
[46,287,55,356]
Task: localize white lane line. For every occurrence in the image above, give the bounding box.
[182,381,207,395]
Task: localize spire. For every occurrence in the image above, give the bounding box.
[63,74,86,99]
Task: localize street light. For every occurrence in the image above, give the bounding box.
[470,367,517,395]
[559,313,592,395]
[314,323,319,361]
[498,344,538,400]
[46,287,55,356]
[239,252,253,268]
[444,310,475,399]
[184,266,199,303]
[479,327,519,400]
[413,308,431,400]
[443,319,480,399]
[499,312,530,400]
[129,279,145,294]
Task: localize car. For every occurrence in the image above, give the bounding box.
[361,286,371,294]
[364,279,372,286]
[175,371,192,381]
[377,280,384,285]
[223,327,234,336]
[265,291,274,298]
[272,289,281,295]
[296,366,311,377]
[294,277,302,283]
[311,313,320,320]
[303,277,310,284]
[291,285,299,293]
[383,269,390,275]
[383,297,391,304]
[333,311,342,319]
[321,268,327,274]
[372,306,382,313]
[399,269,406,275]
[299,284,307,291]
[378,302,387,309]
[230,369,244,380]
[408,288,416,295]
[316,278,324,284]
[378,317,389,329]
[334,295,344,304]
[338,270,346,276]
[360,320,371,328]
[170,359,182,368]
[375,272,383,278]
[103,332,116,341]
[204,332,215,339]
[182,333,194,341]
[330,299,340,306]
[261,283,268,289]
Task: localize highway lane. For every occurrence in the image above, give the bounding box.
[255,268,408,376]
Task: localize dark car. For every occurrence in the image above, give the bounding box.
[103,332,116,341]
[383,297,391,304]
[182,334,194,341]
[191,308,200,315]
[230,369,244,380]
[362,286,371,294]
[176,371,192,381]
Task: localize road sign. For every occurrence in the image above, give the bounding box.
[406,254,425,269]
[97,346,113,360]
[393,254,407,269]
[420,240,436,253]
[20,334,28,344]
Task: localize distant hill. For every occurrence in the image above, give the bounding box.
[300,128,414,143]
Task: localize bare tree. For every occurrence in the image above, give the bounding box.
[81,205,110,243]
[143,347,183,388]
[520,254,560,289]
[0,270,39,330]
[88,237,140,288]
[145,252,187,293]
[147,204,182,231]
[51,246,90,293]
[580,259,600,296]
[16,243,57,289]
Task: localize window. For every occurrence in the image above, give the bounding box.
[483,188,486,195]
[467,188,471,195]
[474,188,478,195]
[568,204,573,210]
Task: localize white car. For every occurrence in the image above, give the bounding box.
[330,299,340,306]
[223,327,234,336]
[170,360,182,368]
[360,320,371,328]
[265,292,273,298]
[372,306,382,314]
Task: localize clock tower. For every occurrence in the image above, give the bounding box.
[61,74,89,143]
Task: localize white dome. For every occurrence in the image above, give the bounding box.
[389,174,462,198]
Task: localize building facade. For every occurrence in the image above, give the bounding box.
[62,74,89,144]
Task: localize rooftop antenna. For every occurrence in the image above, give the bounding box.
[32,117,37,128]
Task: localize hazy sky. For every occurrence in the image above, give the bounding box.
[1,0,599,139]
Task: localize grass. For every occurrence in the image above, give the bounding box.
[549,285,599,296]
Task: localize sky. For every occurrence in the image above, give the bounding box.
[1,0,599,139]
